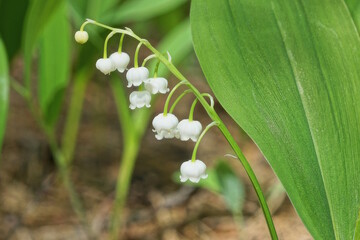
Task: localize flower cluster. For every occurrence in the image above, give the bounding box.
[75,22,216,184]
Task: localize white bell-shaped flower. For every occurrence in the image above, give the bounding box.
[96,58,114,75]
[152,113,179,140]
[144,77,170,94]
[129,91,151,110]
[74,31,89,44]
[180,159,208,183]
[109,52,130,73]
[126,67,149,87]
[177,119,203,142]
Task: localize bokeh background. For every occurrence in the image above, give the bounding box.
[0,0,311,239]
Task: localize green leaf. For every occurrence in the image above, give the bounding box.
[0,0,29,59]
[38,3,70,128]
[215,161,245,215]
[191,0,360,239]
[0,38,9,161]
[22,0,64,89]
[100,0,187,24]
[355,210,360,240]
[345,0,360,29]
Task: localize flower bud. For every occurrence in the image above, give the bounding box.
[74,31,89,44]
[129,91,151,110]
[126,67,149,87]
[152,113,179,140]
[96,58,114,75]
[109,52,130,73]
[180,160,208,183]
[144,77,170,94]
[177,119,202,142]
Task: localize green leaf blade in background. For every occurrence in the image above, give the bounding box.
[191,0,360,239]
[0,38,9,162]
[22,0,64,89]
[100,0,187,24]
[38,2,70,128]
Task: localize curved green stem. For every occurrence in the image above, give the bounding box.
[141,54,157,67]
[80,21,90,31]
[189,98,198,121]
[153,60,161,78]
[163,80,186,116]
[103,31,116,58]
[191,122,218,161]
[134,42,143,68]
[118,33,125,53]
[83,19,278,239]
[169,89,192,113]
[189,93,214,121]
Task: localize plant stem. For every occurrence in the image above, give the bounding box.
[109,78,138,239]
[48,134,91,238]
[169,89,192,113]
[163,80,186,116]
[24,97,91,238]
[118,33,125,53]
[85,20,278,239]
[188,98,198,121]
[134,42,143,68]
[61,68,91,166]
[191,122,218,161]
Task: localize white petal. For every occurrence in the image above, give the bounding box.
[189,177,200,183]
[180,175,188,182]
[109,52,130,73]
[96,58,114,75]
[126,67,149,87]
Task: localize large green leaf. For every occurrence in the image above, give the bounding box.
[100,0,187,24]
[0,38,9,161]
[0,0,28,59]
[22,0,64,89]
[190,0,360,239]
[38,2,70,128]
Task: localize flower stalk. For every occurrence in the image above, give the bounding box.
[81,19,278,240]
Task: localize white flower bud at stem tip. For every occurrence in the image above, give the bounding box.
[74,31,89,44]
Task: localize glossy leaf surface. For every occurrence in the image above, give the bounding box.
[191,0,360,239]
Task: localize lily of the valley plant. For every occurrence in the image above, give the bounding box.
[75,19,279,239]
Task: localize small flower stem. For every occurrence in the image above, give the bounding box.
[153,60,161,78]
[82,20,278,240]
[163,80,186,116]
[80,21,90,31]
[21,95,92,238]
[141,54,157,67]
[134,42,143,68]
[189,93,214,121]
[191,122,218,162]
[169,89,192,113]
[62,68,91,166]
[103,31,116,58]
[118,33,125,53]
[189,98,198,121]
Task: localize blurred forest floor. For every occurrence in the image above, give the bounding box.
[0,56,312,240]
